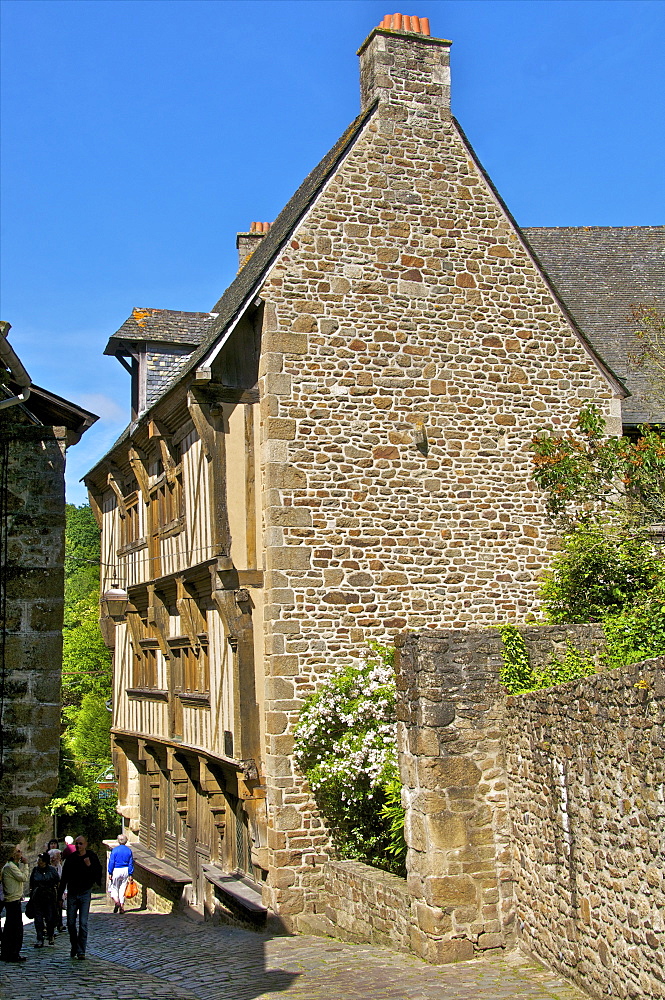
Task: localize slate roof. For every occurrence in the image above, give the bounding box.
[522,227,665,425]
[104,308,216,354]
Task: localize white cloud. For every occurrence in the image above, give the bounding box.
[77,392,125,423]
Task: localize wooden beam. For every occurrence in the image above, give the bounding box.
[176,577,205,648]
[107,468,127,518]
[87,486,104,528]
[244,404,257,569]
[128,446,150,502]
[126,610,145,651]
[147,585,171,657]
[187,392,216,459]
[209,561,260,765]
[148,418,178,485]
[197,384,260,405]
[187,392,231,557]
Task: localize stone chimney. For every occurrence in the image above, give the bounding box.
[358,13,452,113]
[237,221,271,269]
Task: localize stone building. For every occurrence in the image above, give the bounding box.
[84,16,663,931]
[0,321,97,847]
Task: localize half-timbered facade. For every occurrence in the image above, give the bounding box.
[85,16,664,929]
[87,305,267,915]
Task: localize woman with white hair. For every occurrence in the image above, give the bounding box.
[107,833,134,914]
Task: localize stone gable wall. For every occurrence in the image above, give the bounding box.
[256,89,618,920]
[506,659,665,999]
[0,419,67,846]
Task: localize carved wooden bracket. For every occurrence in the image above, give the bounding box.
[148,419,178,486]
[126,610,145,660]
[137,738,158,769]
[98,615,116,649]
[176,577,206,648]
[107,467,127,518]
[187,392,217,460]
[128,446,150,503]
[147,585,171,657]
[86,486,103,528]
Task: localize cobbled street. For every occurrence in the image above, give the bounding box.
[0,894,591,1000]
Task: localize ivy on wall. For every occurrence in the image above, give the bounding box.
[497,625,596,696]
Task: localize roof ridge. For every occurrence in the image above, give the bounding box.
[128,307,215,316]
[521,225,665,232]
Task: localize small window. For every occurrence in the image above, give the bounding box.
[121,491,141,547]
[151,475,183,531]
[172,644,209,694]
[133,642,158,689]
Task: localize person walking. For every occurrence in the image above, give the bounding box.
[47,848,65,932]
[29,853,59,948]
[107,833,134,914]
[61,836,75,859]
[1,845,29,963]
[57,834,102,960]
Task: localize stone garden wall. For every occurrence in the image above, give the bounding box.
[303,627,663,993]
[303,859,411,952]
[506,658,665,999]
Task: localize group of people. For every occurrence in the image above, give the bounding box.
[0,832,135,964]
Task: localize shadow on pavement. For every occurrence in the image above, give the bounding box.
[1,895,301,1000]
[90,905,302,1000]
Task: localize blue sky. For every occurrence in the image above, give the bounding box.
[1,0,664,504]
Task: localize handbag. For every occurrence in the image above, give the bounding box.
[25,895,35,919]
[124,877,138,900]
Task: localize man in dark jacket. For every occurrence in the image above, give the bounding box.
[58,834,102,960]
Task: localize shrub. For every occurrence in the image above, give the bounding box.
[540,521,664,623]
[601,587,665,668]
[294,643,405,875]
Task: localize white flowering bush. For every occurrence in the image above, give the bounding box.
[294,642,405,874]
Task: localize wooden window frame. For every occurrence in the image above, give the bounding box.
[120,489,143,550]
[170,640,210,697]
[132,637,159,690]
[149,449,184,538]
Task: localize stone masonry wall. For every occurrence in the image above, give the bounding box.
[395,629,514,963]
[506,659,665,999]
[256,27,619,921]
[303,859,411,952]
[0,419,67,846]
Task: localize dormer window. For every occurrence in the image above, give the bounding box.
[103,308,215,420]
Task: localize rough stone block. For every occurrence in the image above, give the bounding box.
[427,875,478,907]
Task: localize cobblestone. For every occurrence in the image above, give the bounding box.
[0,894,591,1000]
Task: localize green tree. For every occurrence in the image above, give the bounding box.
[48,505,115,844]
[70,693,112,771]
[64,503,101,605]
[62,595,112,720]
[530,406,665,670]
[540,521,664,623]
[531,404,665,527]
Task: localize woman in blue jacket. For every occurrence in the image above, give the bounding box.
[107,834,134,914]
